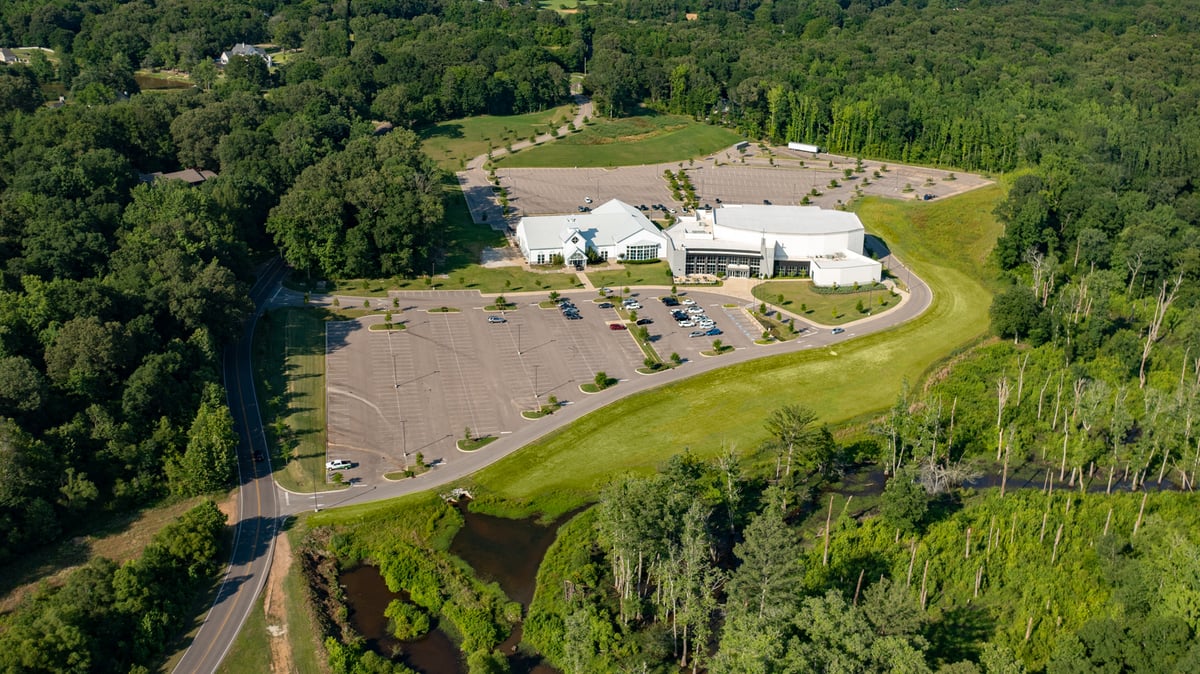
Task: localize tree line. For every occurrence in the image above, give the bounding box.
[0,500,228,673]
[526,448,1200,673]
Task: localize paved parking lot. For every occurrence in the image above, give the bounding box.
[498,145,989,218]
[324,290,680,480]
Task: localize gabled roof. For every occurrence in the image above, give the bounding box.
[226,43,266,57]
[519,199,665,251]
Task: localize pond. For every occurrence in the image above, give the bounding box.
[340,506,574,673]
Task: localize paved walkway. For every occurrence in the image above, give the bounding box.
[456,95,594,230]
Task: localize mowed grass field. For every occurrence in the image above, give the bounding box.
[463,183,1005,515]
[587,261,674,289]
[752,280,898,326]
[255,307,342,493]
[420,104,576,170]
[498,111,742,168]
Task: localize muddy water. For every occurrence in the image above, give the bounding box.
[341,507,572,674]
[448,507,571,606]
[340,565,465,673]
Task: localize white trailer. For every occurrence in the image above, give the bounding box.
[788,142,821,154]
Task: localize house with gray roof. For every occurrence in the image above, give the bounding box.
[220,43,272,68]
[515,199,672,270]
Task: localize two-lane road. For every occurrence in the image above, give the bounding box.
[183,251,935,671]
[173,257,288,674]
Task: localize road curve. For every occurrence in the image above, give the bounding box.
[276,257,934,514]
[191,249,933,668]
[172,257,288,674]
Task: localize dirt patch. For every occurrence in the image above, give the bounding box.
[264,527,294,674]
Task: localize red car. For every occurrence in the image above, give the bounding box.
[609,323,627,330]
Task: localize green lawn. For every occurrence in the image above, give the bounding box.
[586,261,674,289]
[459,184,1005,517]
[255,307,344,493]
[752,280,897,326]
[420,104,576,170]
[215,595,272,674]
[310,266,584,297]
[498,111,742,168]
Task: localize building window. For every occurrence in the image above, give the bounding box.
[536,253,545,264]
[601,250,609,260]
[626,244,660,261]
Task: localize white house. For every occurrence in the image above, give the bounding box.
[664,204,881,286]
[220,43,273,68]
[515,200,671,270]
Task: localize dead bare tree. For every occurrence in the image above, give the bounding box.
[1138,273,1183,388]
[1126,250,1144,296]
[996,376,1011,461]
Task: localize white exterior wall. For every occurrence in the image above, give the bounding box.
[811,261,881,288]
[772,231,854,259]
[614,230,669,260]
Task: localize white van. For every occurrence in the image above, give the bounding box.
[326,459,353,471]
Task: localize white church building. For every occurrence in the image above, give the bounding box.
[664,204,881,287]
[514,200,671,270]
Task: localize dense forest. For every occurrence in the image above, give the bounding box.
[0,0,1197,671]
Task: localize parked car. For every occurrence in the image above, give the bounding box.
[686,306,705,314]
[326,459,353,471]
[705,328,723,336]
[677,320,696,328]
[681,298,696,305]
[661,297,679,306]
[689,330,708,338]
[598,302,614,308]
[622,297,637,305]
[626,302,642,310]
[636,318,654,325]
[831,327,845,334]
[585,196,593,203]
[697,320,715,328]
[487,315,506,323]
[609,323,627,330]
[566,313,583,320]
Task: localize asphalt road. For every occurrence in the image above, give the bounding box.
[172,257,287,674]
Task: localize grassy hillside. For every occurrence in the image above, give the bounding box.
[498,111,742,168]
[464,184,1005,515]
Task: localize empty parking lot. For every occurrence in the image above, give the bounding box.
[322,288,772,482]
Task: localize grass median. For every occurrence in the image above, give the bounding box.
[752,280,897,325]
[462,184,1005,516]
[255,306,342,493]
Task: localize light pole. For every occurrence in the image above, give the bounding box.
[400,418,408,469]
[532,364,540,410]
[517,323,522,355]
